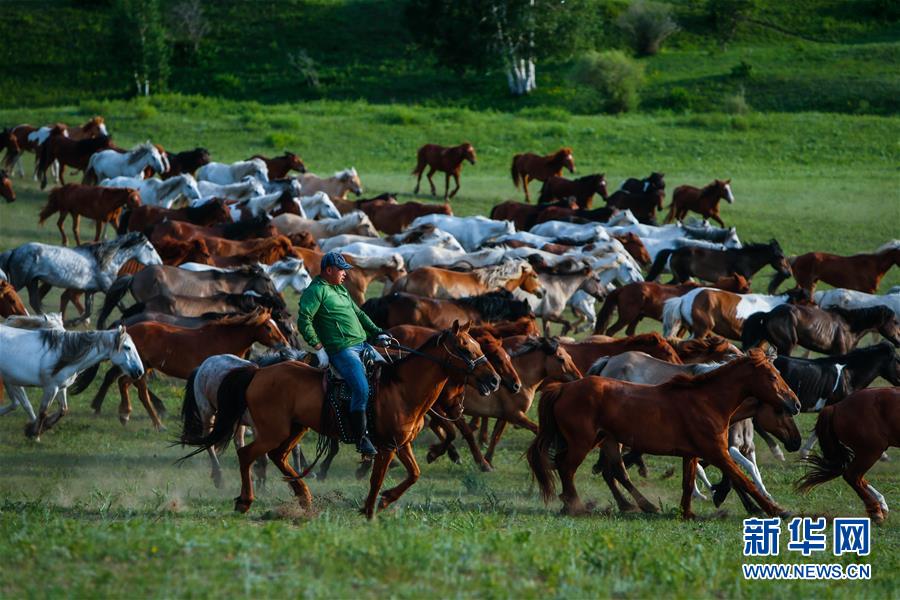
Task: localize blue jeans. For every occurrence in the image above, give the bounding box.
[329,343,370,413]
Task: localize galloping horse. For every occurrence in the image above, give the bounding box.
[798,387,900,523]
[389,260,544,300]
[511,148,575,202]
[249,152,306,179]
[161,147,210,178]
[39,184,141,246]
[489,199,576,230]
[620,172,665,195]
[356,198,453,235]
[178,321,500,518]
[605,187,665,225]
[770,242,900,295]
[36,128,113,189]
[362,290,534,330]
[412,143,477,201]
[0,170,14,203]
[666,179,734,227]
[560,333,682,374]
[84,142,166,185]
[119,199,231,235]
[648,240,792,284]
[4,117,108,177]
[527,349,800,518]
[300,168,363,202]
[538,174,608,209]
[197,159,268,184]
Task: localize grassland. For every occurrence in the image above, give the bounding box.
[0,99,898,597]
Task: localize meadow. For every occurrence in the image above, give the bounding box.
[0,98,899,597]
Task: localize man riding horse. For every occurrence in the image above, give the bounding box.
[297,252,390,457]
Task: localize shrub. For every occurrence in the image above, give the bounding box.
[569,51,645,114]
[133,100,158,120]
[661,86,692,112]
[722,88,751,114]
[730,59,753,79]
[616,1,680,57]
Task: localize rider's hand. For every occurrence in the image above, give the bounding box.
[315,347,330,369]
[373,332,392,347]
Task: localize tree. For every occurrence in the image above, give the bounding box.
[112,0,171,96]
[169,0,210,55]
[405,0,593,96]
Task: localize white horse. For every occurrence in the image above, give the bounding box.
[0,324,144,440]
[318,224,464,253]
[299,168,363,200]
[197,159,269,184]
[196,177,266,202]
[513,265,610,335]
[178,257,312,293]
[272,211,378,240]
[101,174,201,208]
[529,220,611,245]
[335,239,490,271]
[816,288,900,321]
[299,191,341,220]
[86,142,166,183]
[229,190,286,221]
[410,214,515,252]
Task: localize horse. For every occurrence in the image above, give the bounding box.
[671,336,742,364]
[816,288,900,321]
[531,204,619,227]
[299,168,363,201]
[319,223,458,254]
[514,265,607,336]
[102,173,201,208]
[527,349,800,518]
[604,187,665,225]
[538,174,608,209]
[84,142,166,185]
[356,199,453,235]
[769,242,900,295]
[409,214,514,253]
[0,233,162,324]
[511,148,575,202]
[4,118,108,178]
[594,276,751,336]
[39,184,141,246]
[118,199,231,235]
[742,304,900,356]
[620,172,665,194]
[662,287,809,340]
[648,240,792,284]
[389,260,543,300]
[272,212,378,240]
[161,147,210,179]
[227,190,290,221]
[36,128,113,189]
[0,127,22,175]
[0,324,143,439]
[362,290,534,330]
[178,320,500,518]
[489,199,575,231]
[119,291,287,320]
[155,232,297,266]
[798,387,899,523]
[412,143,476,201]
[249,152,306,179]
[559,333,682,374]
[178,257,312,294]
[666,179,734,227]
[197,159,268,184]
[0,281,28,317]
[0,170,14,203]
[197,178,265,202]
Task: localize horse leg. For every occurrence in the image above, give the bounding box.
[117,376,133,426]
[556,439,595,516]
[207,446,225,489]
[71,214,82,246]
[24,385,59,440]
[755,426,786,461]
[449,173,461,199]
[443,173,451,202]
[710,212,725,228]
[484,419,509,466]
[266,424,313,510]
[426,417,454,464]
[598,443,637,512]
[730,446,772,500]
[456,418,493,472]
[426,168,437,196]
[41,387,69,430]
[316,438,341,480]
[622,449,649,477]
[94,219,104,242]
[478,417,490,447]
[56,213,69,246]
[607,442,659,513]
[363,449,396,520]
[7,385,36,425]
[707,449,787,517]
[26,280,43,314]
[843,450,887,523]
[680,457,699,519]
[522,176,531,203]
[90,365,121,414]
[134,376,163,431]
[377,443,420,512]
[799,431,818,460]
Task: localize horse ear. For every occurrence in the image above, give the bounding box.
[451,319,460,334]
[116,325,126,350]
[460,321,470,334]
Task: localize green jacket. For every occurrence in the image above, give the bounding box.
[297,276,381,353]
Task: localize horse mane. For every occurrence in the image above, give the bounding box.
[39,329,109,375]
[126,142,156,165]
[84,232,147,271]
[674,335,737,357]
[205,307,270,327]
[334,167,356,179]
[453,289,533,321]
[509,336,558,358]
[474,259,529,288]
[875,240,900,254]
[831,341,896,371]
[665,349,769,388]
[185,198,226,222]
[827,305,895,331]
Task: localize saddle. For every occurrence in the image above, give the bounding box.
[321,345,385,445]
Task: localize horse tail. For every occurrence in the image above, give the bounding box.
[69,362,101,394]
[117,208,132,234]
[82,154,98,186]
[178,365,256,460]
[511,155,521,189]
[646,249,673,282]
[38,187,62,224]
[663,198,677,223]
[740,311,770,351]
[661,297,683,338]
[179,369,204,444]
[593,287,621,334]
[768,267,792,295]
[586,356,610,376]
[97,275,133,328]
[411,147,425,176]
[796,406,851,493]
[526,381,564,504]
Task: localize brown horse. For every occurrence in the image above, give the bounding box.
[120,291,287,320]
[770,243,900,295]
[39,184,141,246]
[671,336,742,364]
[0,281,28,317]
[160,147,210,178]
[119,198,232,235]
[4,117,107,176]
[0,169,14,203]
[538,174,608,209]
[666,179,734,227]
[489,199,576,231]
[511,148,575,202]
[149,217,276,243]
[37,127,113,189]
[356,198,453,235]
[389,260,543,300]
[527,349,800,517]
[362,290,534,330]
[0,128,20,172]
[612,233,651,267]
[594,275,750,336]
[249,152,306,179]
[648,240,792,285]
[470,317,541,338]
[798,387,899,523]
[179,321,499,518]
[561,333,682,374]
[412,142,477,201]
[151,224,297,265]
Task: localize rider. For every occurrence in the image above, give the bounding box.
[296,252,390,457]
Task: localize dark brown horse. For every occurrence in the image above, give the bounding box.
[798,387,899,523]
[770,243,900,295]
[620,172,665,195]
[648,240,792,284]
[666,179,734,227]
[511,148,575,202]
[356,198,452,235]
[39,184,141,246]
[412,143,477,201]
[37,127,113,189]
[0,169,14,203]
[489,199,576,231]
[531,204,618,226]
[118,199,232,235]
[249,152,306,179]
[4,117,107,176]
[362,290,534,330]
[527,349,800,518]
[161,147,210,178]
[742,304,900,356]
[605,187,665,225]
[538,174,608,209]
[149,217,276,243]
[178,321,500,518]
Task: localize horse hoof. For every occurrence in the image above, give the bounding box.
[426,451,438,464]
[682,511,697,520]
[638,467,649,478]
[118,415,130,426]
[233,497,252,514]
[479,462,493,473]
[777,510,793,521]
[156,423,167,433]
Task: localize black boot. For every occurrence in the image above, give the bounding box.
[350,411,377,457]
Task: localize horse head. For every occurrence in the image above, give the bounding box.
[717,178,734,203]
[518,263,544,298]
[561,147,575,173]
[110,325,144,379]
[746,348,800,415]
[474,332,521,394]
[338,167,363,195]
[284,151,307,174]
[768,239,792,277]
[440,320,499,396]
[460,143,477,165]
[753,400,801,452]
[649,172,666,191]
[592,173,608,200]
[544,338,582,382]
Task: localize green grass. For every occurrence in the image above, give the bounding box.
[0,99,899,597]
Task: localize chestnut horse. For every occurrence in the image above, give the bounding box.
[489,199,576,231]
[560,333,682,374]
[0,169,14,203]
[511,148,575,202]
[671,336,742,364]
[356,198,452,235]
[161,147,211,178]
[37,127,113,189]
[412,143,477,201]
[538,174,608,209]
[118,199,232,235]
[362,290,534,330]
[178,321,500,518]
[0,281,28,317]
[594,275,750,336]
[149,217,276,243]
[527,349,800,517]
[666,179,734,227]
[389,260,543,300]
[39,184,141,246]
[770,243,900,295]
[249,152,306,179]
[798,387,899,523]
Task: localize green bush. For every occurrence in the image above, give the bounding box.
[133,100,158,120]
[616,1,680,57]
[569,51,645,114]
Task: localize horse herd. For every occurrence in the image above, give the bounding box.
[0,116,898,523]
